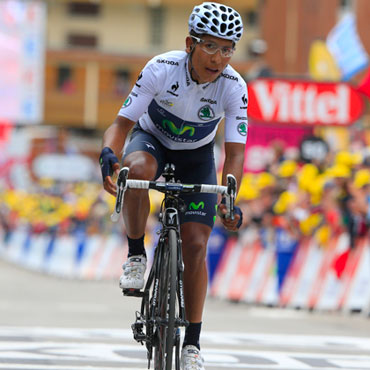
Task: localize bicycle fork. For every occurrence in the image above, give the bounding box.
[131,235,188,369]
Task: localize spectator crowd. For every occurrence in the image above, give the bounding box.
[1,143,370,276]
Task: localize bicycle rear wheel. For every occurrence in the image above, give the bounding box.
[154,229,178,370]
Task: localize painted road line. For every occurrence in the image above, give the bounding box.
[0,341,370,369]
[1,327,370,353]
[0,327,370,369]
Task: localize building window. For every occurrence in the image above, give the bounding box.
[67,1,101,16]
[149,6,165,46]
[67,33,98,48]
[245,9,259,28]
[57,65,76,94]
[339,0,352,8]
[338,0,353,18]
[114,69,130,97]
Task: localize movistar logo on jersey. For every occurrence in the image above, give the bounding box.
[189,201,205,210]
[198,105,215,121]
[186,201,207,217]
[123,96,132,108]
[237,122,248,136]
[148,100,220,144]
[162,120,194,136]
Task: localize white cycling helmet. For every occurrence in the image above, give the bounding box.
[188,2,243,43]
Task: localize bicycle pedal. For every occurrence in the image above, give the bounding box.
[132,323,146,343]
[122,288,145,297]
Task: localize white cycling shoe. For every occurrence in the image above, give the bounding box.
[181,345,205,370]
[119,255,147,290]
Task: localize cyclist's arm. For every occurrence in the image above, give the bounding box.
[102,115,135,195]
[218,142,245,231]
[101,58,161,194]
[221,76,248,197]
[221,142,245,193]
[103,115,135,159]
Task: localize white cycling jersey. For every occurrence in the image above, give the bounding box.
[118,50,248,150]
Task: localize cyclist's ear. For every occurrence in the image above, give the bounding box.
[185,36,195,54]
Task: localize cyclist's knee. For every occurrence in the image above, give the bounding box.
[123,152,157,180]
[181,224,210,261]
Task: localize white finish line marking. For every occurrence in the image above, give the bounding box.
[0,327,370,369]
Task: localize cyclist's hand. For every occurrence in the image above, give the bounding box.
[217,200,243,231]
[99,147,120,196]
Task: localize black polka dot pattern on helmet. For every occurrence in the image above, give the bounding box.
[188,2,244,42]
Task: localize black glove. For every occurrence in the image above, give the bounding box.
[99,147,119,181]
[218,197,243,229]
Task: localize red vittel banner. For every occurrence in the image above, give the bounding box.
[248,79,364,126]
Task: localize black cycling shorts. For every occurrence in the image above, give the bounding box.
[123,124,217,228]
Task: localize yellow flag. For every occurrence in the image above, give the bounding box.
[308,40,341,81]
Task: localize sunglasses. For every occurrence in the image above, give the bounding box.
[191,36,235,58]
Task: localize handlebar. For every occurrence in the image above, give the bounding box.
[111,166,237,223]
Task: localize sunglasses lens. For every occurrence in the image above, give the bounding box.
[193,36,234,57]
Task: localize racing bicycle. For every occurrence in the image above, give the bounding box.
[111,163,236,370]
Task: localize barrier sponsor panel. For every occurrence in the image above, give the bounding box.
[210,230,370,314]
[1,226,370,315]
[0,228,127,279]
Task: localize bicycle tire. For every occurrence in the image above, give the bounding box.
[154,229,178,370]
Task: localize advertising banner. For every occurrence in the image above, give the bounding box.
[0,1,46,124]
[248,79,364,127]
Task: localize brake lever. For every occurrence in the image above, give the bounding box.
[226,174,236,220]
[111,167,129,222]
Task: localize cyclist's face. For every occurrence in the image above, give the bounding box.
[186,35,233,84]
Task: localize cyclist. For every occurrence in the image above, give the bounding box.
[100,2,247,369]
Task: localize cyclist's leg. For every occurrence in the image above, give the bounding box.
[171,141,217,351]
[122,125,165,240]
[119,126,166,290]
[181,222,212,323]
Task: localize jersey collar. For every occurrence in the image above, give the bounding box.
[184,55,213,89]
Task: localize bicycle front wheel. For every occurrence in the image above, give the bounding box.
[154,229,178,370]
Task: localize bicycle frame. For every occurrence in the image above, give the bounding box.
[112,163,236,369]
[141,205,187,368]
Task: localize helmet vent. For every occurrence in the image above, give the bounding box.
[188,2,244,42]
